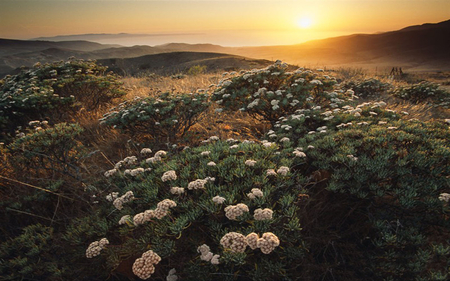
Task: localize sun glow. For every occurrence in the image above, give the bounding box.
[297,17,313,29]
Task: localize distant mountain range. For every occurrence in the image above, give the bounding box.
[1,19,449,77]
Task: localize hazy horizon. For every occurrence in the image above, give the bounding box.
[1,0,449,47]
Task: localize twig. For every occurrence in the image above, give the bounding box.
[0,175,74,201]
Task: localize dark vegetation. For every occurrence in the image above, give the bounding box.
[0,58,449,281]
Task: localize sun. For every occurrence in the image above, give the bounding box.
[296,17,313,29]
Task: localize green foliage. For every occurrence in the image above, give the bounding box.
[0,59,125,141]
[211,61,337,123]
[188,65,207,76]
[7,122,87,180]
[390,81,450,107]
[93,138,307,280]
[341,78,391,99]
[100,91,210,143]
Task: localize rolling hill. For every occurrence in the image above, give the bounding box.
[1,19,449,78]
[97,52,272,76]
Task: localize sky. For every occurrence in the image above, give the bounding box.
[0,0,449,47]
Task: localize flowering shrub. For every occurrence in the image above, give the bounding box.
[7,122,87,180]
[341,78,390,99]
[390,81,450,107]
[84,138,307,280]
[0,59,125,140]
[100,91,210,143]
[211,60,336,123]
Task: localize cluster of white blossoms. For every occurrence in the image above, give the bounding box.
[279,137,290,143]
[170,186,185,195]
[261,140,275,148]
[124,167,145,177]
[252,232,280,254]
[277,166,290,176]
[212,195,226,204]
[197,244,220,265]
[221,232,280,254]
[161,170,177,182]
[207,161,217,167]
[245,159,257,167]
[140,148,152,155]
[119,215,131,225]
[106,192,119,202]
[114,156,138,169]
[224,203,249,220]
[439,193,450,203]
[347,155,358,162]
[187,179,208,190]
[112,191,135,210]
[253,208,273,220]
[201,151,211,156]
[266,169,277,176]
[293,148,306,158]
[132,250,161,280]
[146,150,167,164]
[166,268,178,281]
[104,168,118,178]
[86,238,109,258]
[133,199,177,225]
[220,232,248,253]
[247,188,263,200]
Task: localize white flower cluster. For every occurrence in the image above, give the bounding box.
[247,188,263,199]
[166,268,178,281]
[253,208,273,220]
[220,232,248,253]
[161,170,177,182]
[124,167,145,177]
[197,244,220,265]
[277,166,290,176]
[224,203,249,220]
[170,186,185,195]
[261,140,275,148]
[221,232,280,254]
[187,179,208,190]
[439,193,450,203]
[133,199,177,225]
[86,238,109,258]
[293,149,306,158]
[140,148,152,155]
[119,215,131,225]
[104,168,118,178]
[113,191,134,210]
[146,150,167,164]
[132,250,161,280]
[207,161,217,167]
[266,169,277,176]
[248,232,280,254]
[279,137,290,143]
[212,195,226,204]
[201,151,211,156]
[245,159,257,167]
[347,155,358,161]
[106,192,119,202]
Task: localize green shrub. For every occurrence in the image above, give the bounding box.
[390,81,450,107]
[0,59,126,141]
[7,122,87,180]
[211,61,337,123]
[187,65,207,76]
[100,92,210,143]
[341,78,390,99]
[85,138,308,280]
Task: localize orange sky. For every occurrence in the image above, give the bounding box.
[0,0,449,46]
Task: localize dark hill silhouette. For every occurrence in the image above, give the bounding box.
[97,52,272,76]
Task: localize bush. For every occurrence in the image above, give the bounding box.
[100,92,210,143]
[83,138,308,280]
[390,81,450,107]
[7,122,87,181]
[0,59,126,141]
[187,65,207,76]
[211,61,337,123]
[341,78,390,99]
